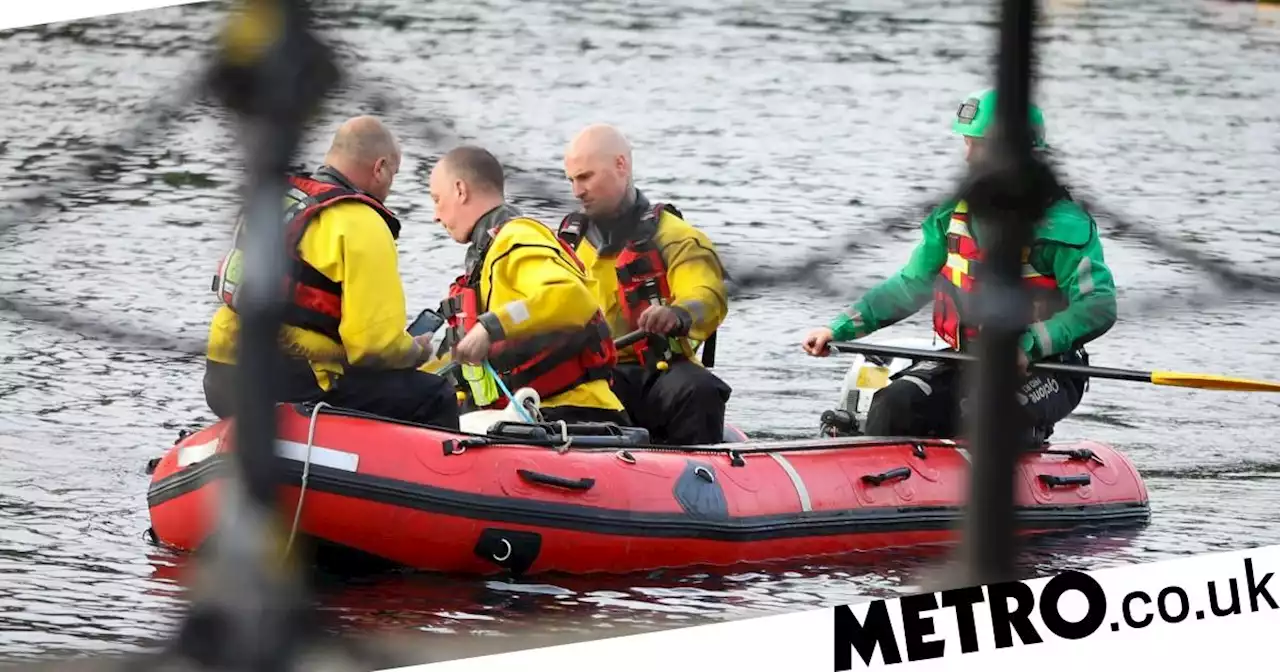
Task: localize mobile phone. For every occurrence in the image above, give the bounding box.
[408,308,445,337]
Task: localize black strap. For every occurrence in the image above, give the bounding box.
[557,213,588,251]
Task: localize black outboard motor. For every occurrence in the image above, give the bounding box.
[819,409,859,438]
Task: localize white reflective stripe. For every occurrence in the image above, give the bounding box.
[768,453,812,512]
[946,253,969,274]
[901,375,933,396]
[504,300,531,325]
[1032,322,1052,354]
[177,439,220,468]
[1077,257,1094,295]
[276,440,359,473]
[957,448,972,463]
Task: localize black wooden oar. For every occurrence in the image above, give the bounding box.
[828,341,1280,393]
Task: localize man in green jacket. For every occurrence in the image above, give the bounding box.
[802,89,1118,443]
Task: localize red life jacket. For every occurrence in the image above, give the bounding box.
[212,172,400,343]
[437,214,618,409]
[557,202,685,369]
[932,201,1064,350]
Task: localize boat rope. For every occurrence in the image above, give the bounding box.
[486,361,537,424]
[285,400,328,558]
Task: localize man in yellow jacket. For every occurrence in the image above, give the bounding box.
[428,144,630,425]
[203,115,460,429]
[559,124,732,445]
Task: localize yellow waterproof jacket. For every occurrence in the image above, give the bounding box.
[459,204,624,412]
[205,192,421,392]
[566,197,728,365]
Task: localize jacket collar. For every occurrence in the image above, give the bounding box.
[310,164,402,240]
[585,186,653,255]
[312,165,362,193]
[464,202,524,274]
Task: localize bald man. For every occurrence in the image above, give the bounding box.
[559,124,732,446]
[428,145,629,425]
[204,115,461,430]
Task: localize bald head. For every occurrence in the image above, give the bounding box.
[436,145,505,197]
[563,124,634,218]
[429,145,507,243]
[567,124,633,166]
[323,115,401,202]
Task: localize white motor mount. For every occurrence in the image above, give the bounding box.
[825,336,949,435]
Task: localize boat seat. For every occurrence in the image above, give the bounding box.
[485,420,651,447]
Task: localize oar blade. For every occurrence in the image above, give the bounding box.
[1150,371,1280,393]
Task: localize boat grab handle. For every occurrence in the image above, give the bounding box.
[517,469,596,491]
[862,466,912,486]
[1039,473,1091,488]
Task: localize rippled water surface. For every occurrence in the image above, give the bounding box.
[1,0,1279,664]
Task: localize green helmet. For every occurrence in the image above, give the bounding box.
[952,88,1047,149]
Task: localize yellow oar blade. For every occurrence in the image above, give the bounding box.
[1150,371,1280,393]
[418,352,454,374]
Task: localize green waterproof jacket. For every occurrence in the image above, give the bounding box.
[828,198,1118,360]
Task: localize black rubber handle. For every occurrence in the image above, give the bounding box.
[1039,473,1091,487]
[518,469,596,491]
[862,466,912,486]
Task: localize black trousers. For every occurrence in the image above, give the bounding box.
[610,359,732,445]
[862,350,1089,443]
[203,358,461,430]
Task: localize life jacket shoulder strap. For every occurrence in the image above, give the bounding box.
[461,214,536,288]
[556,212,589,251]
[653,201,682,220]
[283,175,401,250]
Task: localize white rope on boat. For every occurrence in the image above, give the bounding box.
[285,401,327,557]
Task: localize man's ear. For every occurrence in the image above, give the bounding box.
[455,180,468,203]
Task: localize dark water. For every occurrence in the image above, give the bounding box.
[2,0,1279,664]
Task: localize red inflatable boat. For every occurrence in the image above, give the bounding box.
[145,402,1151,576]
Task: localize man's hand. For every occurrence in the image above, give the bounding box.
[412,333,434,365]
[1017,348,1030,378]
[454,325,492,365]
[802,327,835,357]
[637,305,680,335]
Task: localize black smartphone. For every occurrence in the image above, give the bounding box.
[408,308,445,337]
